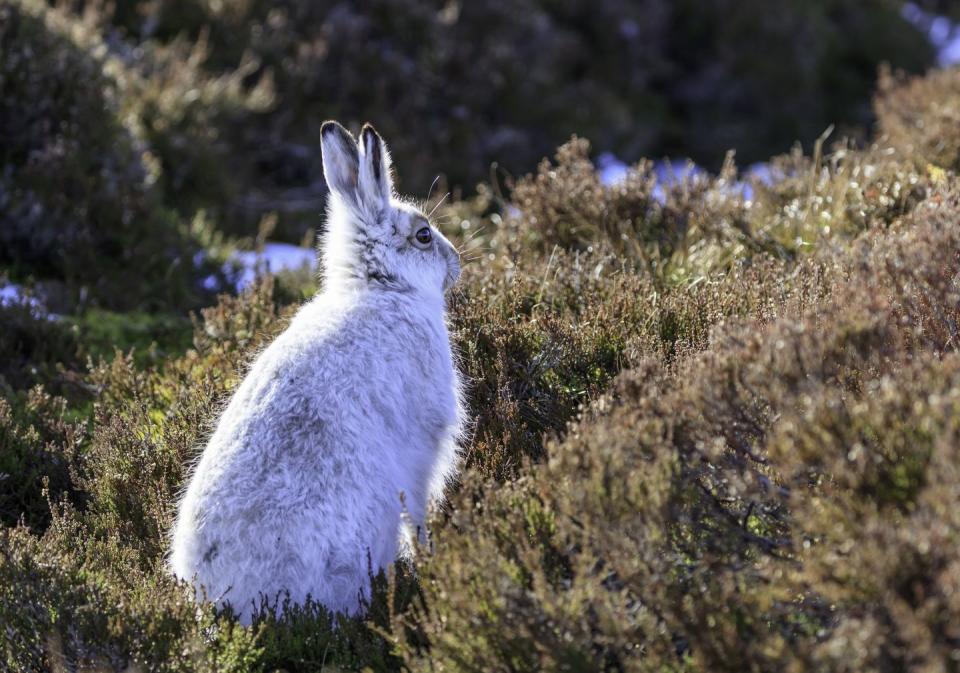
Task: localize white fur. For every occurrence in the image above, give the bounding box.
[169,122,464,622]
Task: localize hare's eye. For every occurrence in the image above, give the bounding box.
[415,227,433,245]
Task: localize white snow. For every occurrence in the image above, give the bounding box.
[737,162,781,201]
[598,153,712,202]
[940,28,960,65]
[598,153,755,203]
[0,283,55,319]
[902,3,960,66]
[232,243,318,291]
[597,152,630,186]
[0,284,22,305]
[197,243,319,293]
[653,160,707,202]
[744,162,776,187]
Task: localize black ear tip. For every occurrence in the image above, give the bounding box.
[322,120,355,142]
[361,123,382,144]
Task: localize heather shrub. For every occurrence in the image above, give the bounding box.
[506,138,753,271]
[450,242,832,479]
[0,206,829,669]
[508,134,931,284]
[109,31,275,228]
[876,64,960,172]
[6,47,960,673]
[744,137,929,251]
[774,353,960,671]
[0,388,85,531]
[0,524,264,671]
[658,0,931,161]
[10,128,947,671]
[397,191,960,671]
[0,518,419,671]
[77,279,286,561]
[0,0,269,311]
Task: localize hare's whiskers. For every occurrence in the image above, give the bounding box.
[425,175,441,204]
[428,193,450,220]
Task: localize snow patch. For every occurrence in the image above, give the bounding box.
[0,283,56,320]
[597,152,630,186]
[737,162,780,201]
[598,153,710,202]
[651,160,706,202]
[232,243,318,291]
[598,154,751,203]
[903,3,960,66]
[197,243,319,293]
[0,284,23,305]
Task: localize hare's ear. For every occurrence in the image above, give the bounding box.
[358,123,393,208]
[321,121,360,204]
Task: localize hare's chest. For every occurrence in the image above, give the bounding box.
[395,349,457,425]
[379,326,456,426]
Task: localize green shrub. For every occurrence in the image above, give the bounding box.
[0,0,268,311]
[0,1,202,310]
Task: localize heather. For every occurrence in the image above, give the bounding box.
[4,0,960,670]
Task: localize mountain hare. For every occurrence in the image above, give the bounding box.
[169,121,464,621]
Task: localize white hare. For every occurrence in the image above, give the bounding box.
[169,121,464,622]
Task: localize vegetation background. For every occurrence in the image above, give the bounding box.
[2,0,960,670]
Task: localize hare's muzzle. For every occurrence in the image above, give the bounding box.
[441,242,461,291]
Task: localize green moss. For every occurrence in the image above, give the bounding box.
[67,310,194,367]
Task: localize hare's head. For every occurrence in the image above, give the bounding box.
[320,121,460,297]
